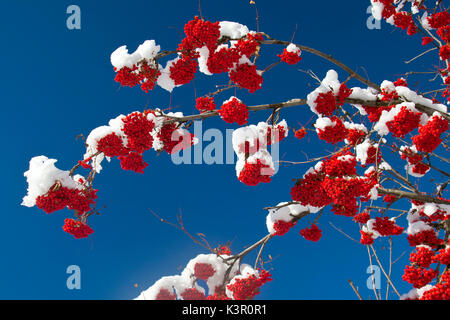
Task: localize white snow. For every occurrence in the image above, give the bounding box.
[406,220,434,235]
[374,102,421,136]
[135,252,240,300]
[306,70,341,115]
[232,124,261,157]
[356,139,378,166]
[157,57,180,92]
[314,116,336,131]
[197,46,212,76]
[22,156,78,207]
[396,86,447,113]
[370,1,384,21]
[84,114,128,173]
[111,40,160,70]
[219,21,249,39]
[235,149,275,178]
[400,285,434,300]
[225,264,258,299]
[379,161,392,171]
[265,202,318,235]
[362,219,381,240]
[286,43,301,54]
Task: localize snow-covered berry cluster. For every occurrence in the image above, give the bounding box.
[232,120,288,185]
[278,43,302,65]
[218,97,249,125]
[134,253,272,300]
[83,110,196,174]
[22,156,97,238]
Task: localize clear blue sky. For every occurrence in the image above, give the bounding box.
[2,0,442,299]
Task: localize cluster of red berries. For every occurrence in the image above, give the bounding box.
[291,172,332,208]
[229,63,263,93]
[362,144,382,166]
[96,112,155,173]
[139,62,161,92]
[403,265,437,288]
[400,147,423,166]
[393,78,408,87]
[180,17,265,93]
[217,245,232,256]
[313,84,353,117]
[194,263,216,280]
[385,106,422,138]
[195,96,216,113]
[155,288,177,300]
[299,224,322,242]
[393,12,417,35]
[62,218,94,239]
[114,63,161,93]
[294,128,307,140]
[322,152,357,177]
[157,122,196,154]
[183,16,220,50]
[420,271,450,300]
[314,91,337,116]
[238,159,273,186]
[266,125,287,145]
[336,83,353,105]
[207,46,240,73]
[122,112,156,153]
[226,270,272,300]
[316,117,348,144]
[278,47,302,65]
[114,65,141,88]
[383,195,397,203]
[433,245,450,265]
[363,105,392,122]
[440,45,450,61]
[346,127,366,146]
[360,230,375,245]
[235,33,263,58]
[273,220,296,236]
[118,152,148,173]
[437,25,450,43]
[412,113,448,153]
[400,147,430,175]
[180,288,206,300]
[322,177,374,216]
[170,57,198,85]
[218,97,249,125]
[372,217,403,236]
[427,11,450,29]
[291,153,376,217]
[97,133,128,157]
[380,88,399,102]
[353,211,371,224]
[36,184,97,215]
[171,17,222,87]
[407,230,443,247]
[409,246,434,268]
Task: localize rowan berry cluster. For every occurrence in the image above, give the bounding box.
[299,224,322,242]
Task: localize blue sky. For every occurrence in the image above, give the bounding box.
[1,0,444,299]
